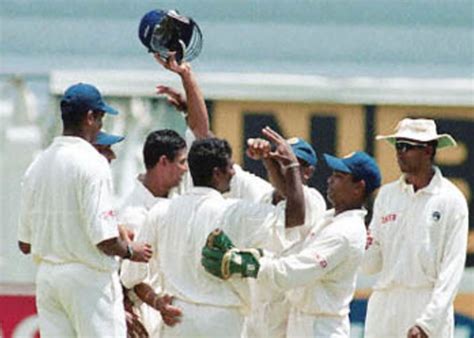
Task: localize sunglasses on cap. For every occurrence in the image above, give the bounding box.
[395,141,428,152]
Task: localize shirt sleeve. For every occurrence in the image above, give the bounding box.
[415,209,469,336]
[257,233,349,291]
[17,174,33,244]
[361,192,384,275]
[225,164,274,203]
[120,206,160,289]
[81,164,119,245]
[222,200,285,249]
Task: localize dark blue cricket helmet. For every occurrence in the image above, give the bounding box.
[138,9,203,63]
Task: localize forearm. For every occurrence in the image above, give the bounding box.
[97,237,130,259]
[284,163,305,227]
[180,69,210,139]
[134,283,162,310]
[263,157,286,198]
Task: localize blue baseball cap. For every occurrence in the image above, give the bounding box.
[61,83,119,115]
[95,131,125,146]
[323,151,381,194]
[288,137,317,166]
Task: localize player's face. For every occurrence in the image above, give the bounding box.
[92,111,105,135]
[395,140,430,174]
[94,144,117,163]
[216,158,235,193]
[326,171,359,208]
[168,148,188,187]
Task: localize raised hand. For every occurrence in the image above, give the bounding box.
[262,126,298,166]
[154,52,191,76]
[246,138,271,160]
[156,85,187,112]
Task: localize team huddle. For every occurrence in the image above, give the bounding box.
[17,11,468,338]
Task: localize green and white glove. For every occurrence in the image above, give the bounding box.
[201,229,263,280]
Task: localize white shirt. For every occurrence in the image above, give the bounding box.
[119,176,164,234]
[227,165,327,249]
[121,186,285,309]
[225,164,275,203]
[258,208,367,317]
[362,167,468,334]
[18,136,119,272]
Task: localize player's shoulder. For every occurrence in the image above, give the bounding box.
[148,198,172,220]
[438,177,468,211]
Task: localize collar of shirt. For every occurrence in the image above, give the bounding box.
[399,166,443,195]
[189,186,223,199]
[134,176,163,210]
[54,135,93,148]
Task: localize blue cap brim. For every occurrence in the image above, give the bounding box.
[95,132,125,146]
[323,154,352,174]
[100,103,119,115]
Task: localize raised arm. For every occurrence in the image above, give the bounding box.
[154,53,211,139]
[246,137,285,204]
[262,127,305,227]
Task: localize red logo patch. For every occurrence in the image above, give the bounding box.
[100,210,116,220]
[315,253,328,268]
[381,213,397,224]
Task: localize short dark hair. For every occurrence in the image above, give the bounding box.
[143,129,186,170]
[188,138,232,187]
[60,100,89,131]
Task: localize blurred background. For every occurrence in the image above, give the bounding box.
[1,1,473,337]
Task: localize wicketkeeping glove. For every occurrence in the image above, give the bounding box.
[201,229,263,280]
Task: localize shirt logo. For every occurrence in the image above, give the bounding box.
[432,211,441,222]
[381,213,397,224]
[100,210,117,220]
[315,253,328,269]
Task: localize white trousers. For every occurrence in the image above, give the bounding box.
[365,288,454,338]
[162,299,244,338]
[36,262,126,338]
[243,292,289,338]
[286,308,350,338]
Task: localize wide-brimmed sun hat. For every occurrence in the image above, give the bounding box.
[376,118,457,149]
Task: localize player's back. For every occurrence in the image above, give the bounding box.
[156,186,243,308]
[19,136,117,271]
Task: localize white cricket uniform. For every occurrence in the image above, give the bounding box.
[119,177,168,337]
[257,209,367,338]
[17,136,126,337]
[362,167,468,338]
[121,186,285,338]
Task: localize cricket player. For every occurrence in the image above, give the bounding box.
[202,151,382,338]
[123,128,305,338]
[242,136,327,338]
[17,83,153,337]
[362,118,469,338]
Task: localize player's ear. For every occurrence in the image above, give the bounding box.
[302,165,315,181]
[84,110,95,126]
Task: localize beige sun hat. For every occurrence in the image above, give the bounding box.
[376,118,457,149]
